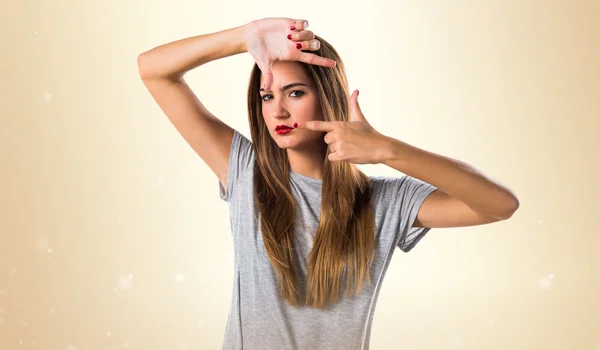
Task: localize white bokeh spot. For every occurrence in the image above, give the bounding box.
[174,273,184,282]
[43,93,52,101]
[36,237,50,252]
[539,277,552,289]
[539,273,554,289]
[118,275,132,290]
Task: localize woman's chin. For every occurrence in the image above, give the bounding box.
[276,139,295,149]
[273,134,296,148]
[273,134,324,151]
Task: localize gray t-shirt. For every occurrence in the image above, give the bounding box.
[218,129,437,350]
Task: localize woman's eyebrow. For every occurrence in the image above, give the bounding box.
[260,82,310,93]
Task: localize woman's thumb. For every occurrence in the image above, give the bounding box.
[258,61,274,92]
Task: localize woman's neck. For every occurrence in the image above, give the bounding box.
[286,145,327,180]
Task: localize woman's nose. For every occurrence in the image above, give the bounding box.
[271,100,290,119]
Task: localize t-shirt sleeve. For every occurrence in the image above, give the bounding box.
[395,176,437,252]
[378,175,437,252]
[218,129,254,202]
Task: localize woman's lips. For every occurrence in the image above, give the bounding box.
[275,123,297,135]
[275,127,293,135]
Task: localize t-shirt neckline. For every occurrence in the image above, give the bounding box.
[290,170,323,184]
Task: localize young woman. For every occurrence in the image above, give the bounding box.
[138,17,519,350]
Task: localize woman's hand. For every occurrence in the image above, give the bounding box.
[296,90,390,164]
[243,17,337,91]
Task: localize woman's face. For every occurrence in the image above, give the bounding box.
[259,61,325,150]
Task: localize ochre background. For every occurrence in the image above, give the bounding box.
[1,0,599,349]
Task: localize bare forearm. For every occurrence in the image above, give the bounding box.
[380,136,519,219]
[137,23,249,80]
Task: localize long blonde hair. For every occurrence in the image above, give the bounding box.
[246,35,375,309]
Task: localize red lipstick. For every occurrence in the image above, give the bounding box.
[275,124,295,135]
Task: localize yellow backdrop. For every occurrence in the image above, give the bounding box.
[1,0,599,349]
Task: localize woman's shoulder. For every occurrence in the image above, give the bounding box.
[368,174,404,188]
[368,174,430,201]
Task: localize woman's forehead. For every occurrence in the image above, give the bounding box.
[261,61,311,83]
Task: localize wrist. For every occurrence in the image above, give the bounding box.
[238,21,255,53]
[380,135,408,165]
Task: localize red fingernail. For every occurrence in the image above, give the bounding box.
[293,122,298,128]
[287,34,292,40]
[290,25,296,30]
[296,43,302,49]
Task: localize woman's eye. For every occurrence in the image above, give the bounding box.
[261,91,304,102]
